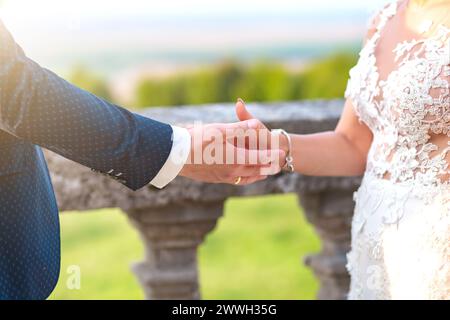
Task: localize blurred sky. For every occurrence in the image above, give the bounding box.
[0,0,387,98]
[1,0,386,19]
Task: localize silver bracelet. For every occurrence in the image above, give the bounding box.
[271,129,294,173]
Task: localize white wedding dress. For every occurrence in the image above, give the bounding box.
[344,1,449,299]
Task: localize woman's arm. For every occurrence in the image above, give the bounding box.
[288,99,372,176]
[236,98,373,176]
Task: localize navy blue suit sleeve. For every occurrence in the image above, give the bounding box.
[0,21,173,191]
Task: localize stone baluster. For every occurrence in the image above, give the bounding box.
[125,201,224,300]
[298,189,355,300]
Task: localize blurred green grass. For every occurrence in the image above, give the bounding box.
[49,194,320,300]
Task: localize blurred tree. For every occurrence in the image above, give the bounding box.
[69,65,112,102]
[234,62,291,102]
[183,69,219,105]
[296,52,357,99]
[136,61,245,107]
[136,77,185,107]
[134,51,358,108]
[214,60,244,102]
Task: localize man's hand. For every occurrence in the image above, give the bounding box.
[179,119,285,185]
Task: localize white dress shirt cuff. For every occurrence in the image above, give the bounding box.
[150,125,191,189]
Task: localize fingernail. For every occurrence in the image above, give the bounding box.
[237,98,245,104]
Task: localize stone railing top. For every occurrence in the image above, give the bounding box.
[46,99,361,212]
[140,99,343,130]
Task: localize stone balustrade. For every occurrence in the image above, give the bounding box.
[46,99,362,300]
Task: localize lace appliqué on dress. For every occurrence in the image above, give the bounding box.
[345,2,449,190]
[344,1,450,300]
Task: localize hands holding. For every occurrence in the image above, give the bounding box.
[179,99,289,186]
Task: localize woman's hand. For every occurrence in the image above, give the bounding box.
[235,99,290,164]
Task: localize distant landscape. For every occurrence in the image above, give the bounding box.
[0,0,384,105]
[2,3,380,100]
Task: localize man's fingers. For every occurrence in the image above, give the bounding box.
[232,165,266,177]
[220,118,266,133]
[223,174,267,186]
[221,119,269,150]
[237,175,268,185]
[233,147,285,166]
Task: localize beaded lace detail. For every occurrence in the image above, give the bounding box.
[345,1,450,300]
[345,1,450,190]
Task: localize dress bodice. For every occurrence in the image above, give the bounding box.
[345,1,450,191]
[345,1,450,300]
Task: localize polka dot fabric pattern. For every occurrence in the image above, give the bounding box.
[0,144,60,300]
[0,21,174,299]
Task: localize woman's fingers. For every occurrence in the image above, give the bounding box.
[235,98,274,148]
[236,98,255,121]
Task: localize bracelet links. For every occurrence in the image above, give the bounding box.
[271,129,294,173]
